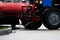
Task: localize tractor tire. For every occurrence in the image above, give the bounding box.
[43,8,60,30]
[24,21,42,30]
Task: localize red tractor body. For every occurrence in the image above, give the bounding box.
[0,0,59,30]
[0,2,29,16]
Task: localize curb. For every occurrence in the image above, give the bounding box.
[0,27,12,35]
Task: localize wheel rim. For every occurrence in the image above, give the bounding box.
[48,12,60,25]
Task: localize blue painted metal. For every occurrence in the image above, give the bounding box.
[42,0,52,7]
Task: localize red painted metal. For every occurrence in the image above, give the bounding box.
[0,2,29,16]
[0,2,41,22]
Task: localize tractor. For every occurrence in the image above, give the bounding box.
[0,0,60,30]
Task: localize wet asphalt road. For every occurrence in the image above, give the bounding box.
[0,24,60,40]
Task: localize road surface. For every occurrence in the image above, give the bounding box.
[0,24,60,40]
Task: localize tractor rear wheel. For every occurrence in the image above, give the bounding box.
[43,8,60,30]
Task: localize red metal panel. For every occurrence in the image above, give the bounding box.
[0,2,29,16]
[0,2,29,12]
